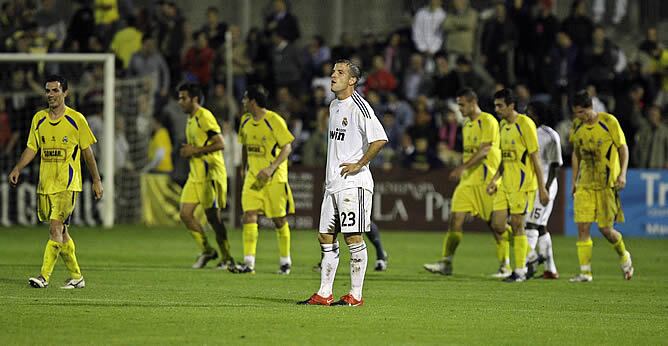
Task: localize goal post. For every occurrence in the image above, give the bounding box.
[0,53,115,228]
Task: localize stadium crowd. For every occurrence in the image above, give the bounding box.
[1,0,667,181]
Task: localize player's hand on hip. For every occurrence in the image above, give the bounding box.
[539,187,550,206]
[92,179,104,200]
[614,174,627,190]
[8,169,20,188]
[340,162,362,177]
[486,182,497,195]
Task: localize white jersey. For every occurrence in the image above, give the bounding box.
[537,125,563,188]
[325,92,388,194]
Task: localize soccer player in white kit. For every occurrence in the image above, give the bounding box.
[299,59,388,306]
[525,101,562,279]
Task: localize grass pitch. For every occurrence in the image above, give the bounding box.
[1,226,667,345]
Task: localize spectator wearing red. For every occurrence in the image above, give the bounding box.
[183,31,215,90]
[365,55,398,95]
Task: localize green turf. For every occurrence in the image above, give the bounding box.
[0,226,667,345]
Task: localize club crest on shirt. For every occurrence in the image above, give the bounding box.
[342,117,348,126]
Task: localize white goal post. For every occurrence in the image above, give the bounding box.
[0,53,115,228]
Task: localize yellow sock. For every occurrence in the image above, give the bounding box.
[443,231,463,258]
[243,223,259,257]
[576,239,593,274]
[612,235,629,263]
[276,223,291,258]
[40,240,63,282]
[60,238,82,280]
[496,226,511,267]
[190,231,212,254]
[513,235,528,270]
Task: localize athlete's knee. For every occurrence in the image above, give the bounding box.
[344,233,363,245]
[318,233,336,244]
[49,220,64,241]
[449,212,466,230]
[179,209,194,224]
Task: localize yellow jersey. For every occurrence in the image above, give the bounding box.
[499,113,539,192]
[570,112,626,190]
[238,110,294,186]
[460,112,501,186]
[185,107,227,182]
[148,127,173,173]
[94,0,119,24]
[27,107,97,194]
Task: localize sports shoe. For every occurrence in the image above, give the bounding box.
[28,275,48,288]
[490,265,512,279]
[621,251,634,280]
[526,254,545,279]
[192,251,218,269]
[297,293,333,305]
[423,260,452,275]
[502,271,526,282]
[569,273,593,282]
[236,263,255,274]
[277,263,291,275]
[542,271,559,279]
[374,259,388,271]
[61,277,85,289]
[216,259,239,273]
[331,293,364,306]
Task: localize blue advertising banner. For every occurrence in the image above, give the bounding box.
[565,169,668,237]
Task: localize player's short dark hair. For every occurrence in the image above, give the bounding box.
[245,84,268,108]
[335,59,361,85]
[45,74,68,91]
[456,88,477,102]
[178,83,203,104]
[572,89,593,108]
[494,88,516,106]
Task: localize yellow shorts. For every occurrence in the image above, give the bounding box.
[493,186,535,215]
[451,184,495,222]
[38,191,78,224]
[242,181,295,218]
[574,187,624,228]
[180,179,227,209]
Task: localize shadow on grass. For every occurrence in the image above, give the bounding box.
[237,296,297,304]
[22,301,258,308]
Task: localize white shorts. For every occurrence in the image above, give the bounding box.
[525,180,558,226]
[318,188,372,234]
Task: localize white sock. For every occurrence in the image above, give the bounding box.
[317,242,339,298]
[538,233,557,273]
[279,256,291,266]
[244,255,255,268]
[526,229,539,252]
[349,241,368,301]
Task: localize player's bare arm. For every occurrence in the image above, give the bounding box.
[571,150,579,195]
[450,142,491,181]
[615,143,629,190]
[257,142,292,182]
[530,150,549,205]
[180,133,225,158]
[340,140,387,177]
[82,147,103,200]
[8,148,37,187]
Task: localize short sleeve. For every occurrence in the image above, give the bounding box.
[359,107,388,144]
[546,131,563,166]
[523,117,539,154]
[608,115,627,147]
[200,112,222,134]
[26,114,40,151]
[271,116,295,147]
[78,115,97,150]
[480,116,495,144]
[237,115,249,144]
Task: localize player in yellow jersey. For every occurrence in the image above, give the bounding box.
[8,75,102,289]
[237,85,295,274]
[177,83,237,271]
[423,88,513,277]
[568,90,633,282]
[487,88,549,282]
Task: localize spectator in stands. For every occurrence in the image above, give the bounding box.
[530,0,560,94]
[331,32,356,61]
[301,106,329,167]
[582,25,617,95]
[407,103,439,148]
[213,25,252,102]
[548,31,579,118]
[271,32,302,96]
[592,0,628,25]
[481,2,517,86]
[386,92,414,132]
[586,84,608,113]
[638,27,661,58]
[275,86,304,124]
[562,0,593,49]
[183,30,215,92]
[384,31,411,78]
[615,84,646,152]
[633,105,668,168]
[143,115,174,174]
[156,1,185,88]
[358,31,380,70]
[35,0,67,51]
[129,35,170,99]
[311,61,335,103]
[436,107,462,167]
[508,0,534,83]
[222,118,243,172]
[455,56,494,102]
[265,0,300,43]
[94,0,120,45]
[199,6,227,50]
[403,53,428,102]
[411,0,445,56]
[403,137,444,171]
[428,51,460,102]
[442,0,477,61]
[110,16,143,70]
[0,96,20,170]
[304,35,331,78]
[63,0,95,51]
[365,54,398,95]
[514,83,531,114]
[206,82,239,124]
